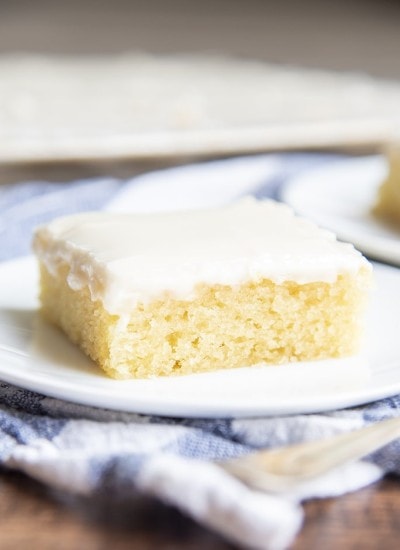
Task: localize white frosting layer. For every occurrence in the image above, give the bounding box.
[33,198,370,315]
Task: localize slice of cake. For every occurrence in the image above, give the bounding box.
[32,198,371,379]
[373,145,400,227]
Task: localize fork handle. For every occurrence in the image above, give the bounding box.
[224,416,400,480]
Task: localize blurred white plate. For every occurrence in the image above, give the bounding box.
[0,54,399,163]
[0,256,400,417]
[282,156,400,266]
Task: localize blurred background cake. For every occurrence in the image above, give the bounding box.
[373,143,400,227]
[0,0,400,176]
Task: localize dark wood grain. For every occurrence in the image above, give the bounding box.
[0,470,235,550]
[0,471,399,549]
[293,477,400,550]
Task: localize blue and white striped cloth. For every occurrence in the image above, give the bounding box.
[0,154,399,550]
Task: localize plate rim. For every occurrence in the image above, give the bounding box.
[280,155,400,265]
[1,255,400,418]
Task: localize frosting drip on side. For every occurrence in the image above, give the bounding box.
[33,198,370,315]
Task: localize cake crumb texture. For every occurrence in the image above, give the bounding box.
[39,262,371,379]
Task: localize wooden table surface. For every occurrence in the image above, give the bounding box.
[1,1,400,548]
[0,471,399,550]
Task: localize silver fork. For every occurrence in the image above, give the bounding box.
[220,416,400,493]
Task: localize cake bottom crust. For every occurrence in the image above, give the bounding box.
[38,263,371,379]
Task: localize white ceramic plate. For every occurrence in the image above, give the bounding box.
[1,256,400,417]
[281,155,400,266]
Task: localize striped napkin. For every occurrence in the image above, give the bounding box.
[0,154,399,550]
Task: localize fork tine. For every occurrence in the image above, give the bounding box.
[220,416,400,492]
